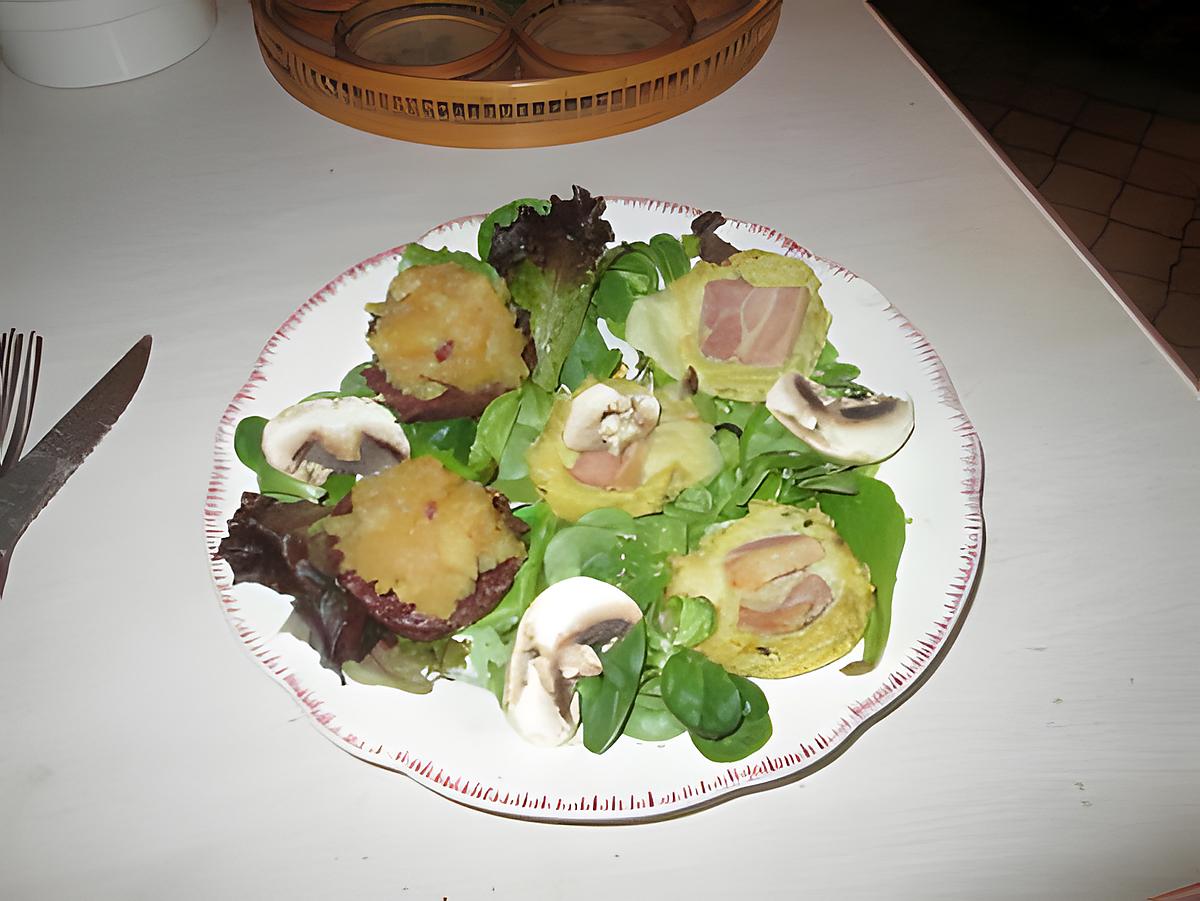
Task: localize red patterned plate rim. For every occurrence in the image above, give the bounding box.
[203,196,985,823]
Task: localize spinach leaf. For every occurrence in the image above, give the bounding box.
[689,675,772,762]
[339,362,376,398]
[660,649,744,740]
[467,388,521,475]
[467,382,554,500]
[401,417,477,479]
[458,502,559,700]
[811,341,872,398]
[646,594,716,663]
[559,313,622,391]
[594,250,658,337]
[590,235,691,339]
[819,474,906,674]
[233,416,325,503]
[577,620,646,754]
[624,677,687,741]
[542,509,685,611]
[690,712,772,762]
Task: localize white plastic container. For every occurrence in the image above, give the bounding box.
[0,0,216,87]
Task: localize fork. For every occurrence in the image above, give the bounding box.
[0,330,42,477]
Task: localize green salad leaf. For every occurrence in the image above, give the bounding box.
[661,648,744,740]
[646,594,716,663]
[819,473,906,674]
[811,340,872,398]
[624,675,688,741]
[457,502,559,701]
[577,620,647,754]
[690,674,772,762]
[477,197,551,260]
[234,416,326,503]
[591,233,692,339]
[487,187,615,390]
[398,243,504,293]
[467,382,555,501]
[542,508,686,611]
[339,362,376,398]
[559,313,622,391]
[342,636,468,694]
[401,417,477,480]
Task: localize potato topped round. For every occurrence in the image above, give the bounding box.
[324,456,526,620]
[367,262,529,401]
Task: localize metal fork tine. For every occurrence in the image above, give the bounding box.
[1,333,34,475]
[28,334,42,428]
[0,331,20,453]
[0,331,11,435]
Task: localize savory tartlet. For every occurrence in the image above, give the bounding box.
[669,500,874,678]
[624,250,831,402]
[525,378,722,521]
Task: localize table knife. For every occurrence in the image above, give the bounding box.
[0,335,152,597]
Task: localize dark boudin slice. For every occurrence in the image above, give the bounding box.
[365,262,529,422]
[323,456,527,641]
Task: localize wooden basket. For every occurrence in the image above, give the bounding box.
[252,0,782,147]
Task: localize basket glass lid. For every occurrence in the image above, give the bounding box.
[518,0,694,70]
[252,0,782,146]
[336,0,511,75]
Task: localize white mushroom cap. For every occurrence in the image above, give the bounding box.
[561,383,661,455]
[503,576,643,747]
[766,373,914,465]
[261,396,410,484]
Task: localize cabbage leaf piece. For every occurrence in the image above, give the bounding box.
[487,186,615,390]
[625,250,831,402]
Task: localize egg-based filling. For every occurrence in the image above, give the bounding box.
[367,263,529,400]
[324,457,526,619]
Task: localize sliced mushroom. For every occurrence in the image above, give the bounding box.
[261,396,410,486]
[765,373,914,464]
[561,383,661,456]
[503,576,643,747]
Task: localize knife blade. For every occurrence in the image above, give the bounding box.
[0,335,152,595]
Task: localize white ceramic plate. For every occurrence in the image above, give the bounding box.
[205,197,984,823]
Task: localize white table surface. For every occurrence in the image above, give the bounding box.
[2,1,1198,898]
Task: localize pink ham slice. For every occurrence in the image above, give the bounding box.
[737,572,834,635]
[569,441,649,491]
[699,279,808,367]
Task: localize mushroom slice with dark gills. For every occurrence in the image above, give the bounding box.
[321,456,527,640]
[525,378,722,521]
[624,249,832,402]
[364,261,530,422]
[503,576,643,747]
[667,501,874,678]
[766,372,914,465]
[260,396,410,486]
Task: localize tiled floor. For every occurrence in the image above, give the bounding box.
[872,0,1200,385]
